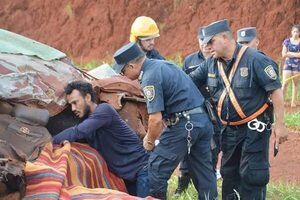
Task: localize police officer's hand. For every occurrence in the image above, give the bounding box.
[143,134,155,151]
[273,122,288,145]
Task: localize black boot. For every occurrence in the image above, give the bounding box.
[173,174,190,197]
[151,192,167,200]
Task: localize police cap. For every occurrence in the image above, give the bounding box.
[237,27,257,43]
[202,19,230,44]
[112,42,143,73]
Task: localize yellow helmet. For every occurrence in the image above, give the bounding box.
[130,16,160,42]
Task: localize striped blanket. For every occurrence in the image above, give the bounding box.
[24,142,152,200]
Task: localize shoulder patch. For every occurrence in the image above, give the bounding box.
[143,85,155,101]
[264,65,277,80]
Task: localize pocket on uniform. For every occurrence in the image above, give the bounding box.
[243,161,269,186]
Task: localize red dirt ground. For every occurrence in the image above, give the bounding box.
[269,104,300,184]
[0,0,299,64]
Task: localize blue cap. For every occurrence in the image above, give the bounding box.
[237,27,257,43]
[202,19,230,44]
[197,27,204,40]
[112,42,143,73]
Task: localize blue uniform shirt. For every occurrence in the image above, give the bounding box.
[139,58,204,117]
[190,44,281,122]
[183,51,211,99]
[53,103,149,181]
[146,48,165,60]
[183,51,206,74]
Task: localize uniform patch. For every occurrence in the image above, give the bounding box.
[241,31,246,37]
[264,65,277,80]
[240,67,248,77]
[208,73,216,78]
[143,85,155,101]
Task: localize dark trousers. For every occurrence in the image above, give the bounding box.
[179,132,221,174]
[220,121,271,200]
[124,166,149,197]
[148,113,217,200]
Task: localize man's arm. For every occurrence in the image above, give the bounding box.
[52,126,79,144]
[189,60,208,86]
[53,105,113,144]
[270,88,288,145]
[285,52,300,58]
[143,112,163,151]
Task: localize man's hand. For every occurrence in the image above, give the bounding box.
[143,134,155,151]
[273,122,288,146]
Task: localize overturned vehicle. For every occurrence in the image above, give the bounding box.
[0,29,148,199]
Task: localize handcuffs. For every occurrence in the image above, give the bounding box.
[247,118,272,133]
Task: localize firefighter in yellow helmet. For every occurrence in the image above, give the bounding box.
[130,16,165,60]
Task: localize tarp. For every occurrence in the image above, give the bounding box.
[0,29,66,61]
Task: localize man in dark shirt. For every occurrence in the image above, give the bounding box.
[53,81,149,197]
[130,16,165,60]
[183,27,212,74]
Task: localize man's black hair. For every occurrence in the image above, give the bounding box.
[64,81,96,102]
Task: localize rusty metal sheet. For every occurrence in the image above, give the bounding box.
[0,53,85,116]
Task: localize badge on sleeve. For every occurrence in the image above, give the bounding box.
[264,65,277,80]
[143,85,155,101]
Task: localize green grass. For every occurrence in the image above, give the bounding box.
[284,82,300,101]
[285,112,300,131]
[167,176,300,199]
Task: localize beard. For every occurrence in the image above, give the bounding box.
[78,103,91,123]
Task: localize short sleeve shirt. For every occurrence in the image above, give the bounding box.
[139,58,204,117]
[283,38,300,68]
[190,44,281,122]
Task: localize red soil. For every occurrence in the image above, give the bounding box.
[0,0,299,64]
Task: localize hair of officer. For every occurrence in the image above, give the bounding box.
[64,81,96,102]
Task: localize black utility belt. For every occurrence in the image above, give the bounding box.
[165,107,205,126]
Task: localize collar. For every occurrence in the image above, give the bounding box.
[198,51,205,60]
[219,43,242,69]
[138,58,151,81]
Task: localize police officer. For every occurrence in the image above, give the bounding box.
[190,19,288,200]
[130,16,165,60]
[175,27,221,196]
[113,42,217,200]
[183,27,212,74]
[237,27,259,49]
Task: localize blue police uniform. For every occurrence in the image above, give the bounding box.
[140,58,217,199]
[180,51,221,177]
[145,48,165,60]
[183,51,206,74]
[190,43,281,199]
